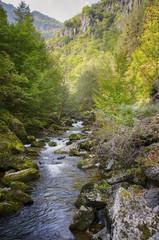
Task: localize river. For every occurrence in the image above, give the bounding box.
[0,121,97,240]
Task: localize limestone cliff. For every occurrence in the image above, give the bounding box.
[60,0,142,38]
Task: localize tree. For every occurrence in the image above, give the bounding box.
[14,1,33,24]
[130,0,159,100]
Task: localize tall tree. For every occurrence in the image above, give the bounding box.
[14,1,33,24]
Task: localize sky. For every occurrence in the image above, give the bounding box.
[2,0,99,22]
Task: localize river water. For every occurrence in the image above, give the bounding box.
[0,121,97,240]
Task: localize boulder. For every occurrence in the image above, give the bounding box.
[2,168,40,186]
[54,142,79,154]
[107,172,133,185]
[31,140,46,147]
[69,133,81,141]
[143,188,159,213]
[110,187,159,240]
[0,201,22,217]
[77,158,95,170]
[10,181,34,191]
[69,205,95,231]
[6,155,39,171]
[79,140,93,151]
[7,189,34,204]
[75,183,107,210]
[144,166,159,186]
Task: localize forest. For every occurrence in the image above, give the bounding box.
[0,0,159,239]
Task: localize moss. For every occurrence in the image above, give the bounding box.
[0,201,22,217]
[54,149,62,154]
[0,189,7,202]
[79,140,93,151]
[27,135,36,142]
[120,189,132,200]
[135,167,146,186]
[69,133,81,141]
[3,155,38,171]
[69,149,80,156]
[7,190,34,204]
[31,140,46,147]
[0,131,25,159]
[77,162,83,169]
[2,168,40,186]
[98,181,111,191]
[10,181,34,191]
[129,184,142,194]
[138,224,152,239]
[43,137,50,142]
[8,116,28,144]
[27,148,38,156]
[74,197,85,209]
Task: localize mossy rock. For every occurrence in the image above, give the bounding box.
[31,140,46,148]
[79,140,93,151]
[60,117,73,127]
[0,189,7,202]
[43,137,50,142]
[2,168,40,186]
[69,133,81,141]
[10,181,34,191]
[134,167,147,186]
[0,201,22,217]
[69,149,80,156]
[7,190,34,204]
[1,155,38,172]
[0,131,25,157]
[27,148,39,156]
[27,135,36,143]
[50,123,65,131]
[49,141,57,147]
[8,116,28,144]
[66,140,73,146]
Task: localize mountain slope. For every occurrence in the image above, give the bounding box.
[0,0,62,39]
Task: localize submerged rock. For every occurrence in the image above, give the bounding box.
[69,205,95,231]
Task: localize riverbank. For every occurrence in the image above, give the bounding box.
[69,111,159,239]
[0,109,74,217]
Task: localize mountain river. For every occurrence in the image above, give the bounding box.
[0,121,97,240]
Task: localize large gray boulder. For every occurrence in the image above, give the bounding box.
[144,166,159,185]
[110,187,159,240]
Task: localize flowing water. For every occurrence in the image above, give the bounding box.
[0,121,97,240]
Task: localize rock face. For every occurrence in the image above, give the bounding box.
[59,0,142,38]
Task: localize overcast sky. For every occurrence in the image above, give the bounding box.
[2,0,99,22]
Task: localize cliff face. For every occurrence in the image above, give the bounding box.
[60,0,142,38]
